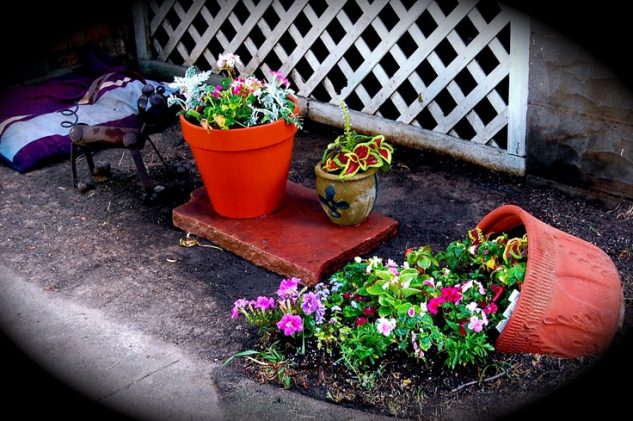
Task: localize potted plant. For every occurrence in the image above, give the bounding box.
[315,100,394,226]
[476,204,624,357]
[168,53,302,218]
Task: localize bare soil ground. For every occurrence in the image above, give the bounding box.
[1,120,632,420]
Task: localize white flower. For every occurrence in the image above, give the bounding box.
[461,280,473,293]
[354,256,363,263]
[466,302,479,313]
[366,256,382,273]
[217,52,241,70]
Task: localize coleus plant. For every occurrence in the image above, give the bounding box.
[319,100,394,179]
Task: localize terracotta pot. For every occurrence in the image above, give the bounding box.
[179,105,298,219]
[314,164,378,226]
[477,204,624,357]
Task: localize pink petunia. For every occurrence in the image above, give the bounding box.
[231,298,250,319]
[252,296,275,311]
[277,313,303,336]
[277,277,301,299]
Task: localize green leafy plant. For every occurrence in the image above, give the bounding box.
[319,100,394,179]
[168,52,302,130]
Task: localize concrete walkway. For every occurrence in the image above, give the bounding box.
[0,264,393,420]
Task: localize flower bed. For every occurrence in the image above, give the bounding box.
[229,227,528,374]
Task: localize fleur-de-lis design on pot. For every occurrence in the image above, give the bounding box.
[319,185,349,218]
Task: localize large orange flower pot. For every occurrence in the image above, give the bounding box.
[477,205,624,357]
[179,108,298,219]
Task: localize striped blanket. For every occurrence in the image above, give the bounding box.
[0,72,165,173]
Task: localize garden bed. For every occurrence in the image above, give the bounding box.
[0,120,631,419]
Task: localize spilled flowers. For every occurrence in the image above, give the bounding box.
[230,227,528,374]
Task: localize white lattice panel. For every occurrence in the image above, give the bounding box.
[142,0,529,158]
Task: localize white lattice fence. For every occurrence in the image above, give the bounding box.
[136,0,529,172]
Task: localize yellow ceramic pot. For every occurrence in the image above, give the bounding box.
[314,164,378,226]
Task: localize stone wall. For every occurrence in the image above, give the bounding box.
[526,20,633,200]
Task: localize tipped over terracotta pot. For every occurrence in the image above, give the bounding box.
[477,205,624,357]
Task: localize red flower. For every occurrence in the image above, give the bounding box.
[459,319,467,336]
[343,292,352,299]
[483,303,498,314]
[354,317,368,327]
[362,306,375,316]
[490,284,504,303]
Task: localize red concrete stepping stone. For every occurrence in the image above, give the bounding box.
[172,181,398,286]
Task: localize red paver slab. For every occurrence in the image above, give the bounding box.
[172,181,398,286]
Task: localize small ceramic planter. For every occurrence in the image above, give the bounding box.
[314,164,377,226]
[477,205,624,357]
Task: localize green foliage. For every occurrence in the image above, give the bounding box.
[229,227,528,379]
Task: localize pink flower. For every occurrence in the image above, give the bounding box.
[407,307,416,317]
[375,317,397,336]
[252,296,275,311]
[468,316,485,333]
[210,84,222,98]
[441,287,462,304]
[422,278,435,288]
[270,70,289,87]
[231,298,250,319]
[277,277,301,299]
[277,313,303,336]
[427,297,445,315]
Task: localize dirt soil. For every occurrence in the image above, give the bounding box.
[1,120,632,420]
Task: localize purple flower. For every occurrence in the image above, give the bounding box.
[407,307,416,317]
[276,277,301,300]
[231,298,250,319]
[300,292,325,323]
[277,313,303,336]
[253,296,275,311]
